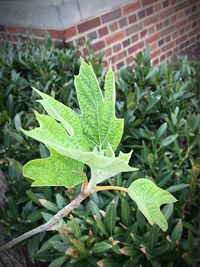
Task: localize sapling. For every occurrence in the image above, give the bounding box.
[0,59,177,252]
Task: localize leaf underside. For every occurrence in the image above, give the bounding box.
[128,178,177,231]
[22,59,135,187]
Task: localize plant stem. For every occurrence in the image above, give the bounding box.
[0,182,89,253]
[95,185,128,193]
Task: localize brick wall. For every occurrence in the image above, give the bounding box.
[0,0,200,71]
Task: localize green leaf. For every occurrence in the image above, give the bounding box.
[162,203,174,220]
[160,134,178,147]
[121,198,131,227]
[166,183,189,193]
[156,122,167,141]
[92,241,112,253]
[74,59,124,151]
[21,59,136,188]
[48,255,67,267]
[145,68,158,80]
[171,219,183,241]
[127,178,177,231]
[23,148,86,187]
[104,200,117,235]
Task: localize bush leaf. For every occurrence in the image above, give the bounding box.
[128,178,177,231]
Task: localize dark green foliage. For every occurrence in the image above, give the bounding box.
[0,41,200,267]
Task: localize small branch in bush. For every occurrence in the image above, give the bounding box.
[0,182,89,253]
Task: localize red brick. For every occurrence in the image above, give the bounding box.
[189,27,200,37]
[77,18,101,33]
[92,40,105,52]
[138,9,146,19]
[191,5,197,12]
[165,35,171,43]
[6,26,18,33]
[151,48,161,59]
[173,47,179,54]
[125,22,143,36]
[128,14,137,24]
[167,50,173,57]
[176,34,187,45]
[48,29,63,39]
[160,7,174,19]
[109,22,118,32]
[128,41,144,54]
[176,20,187,29]
[142,0,156,7]
[154,2,162,12]
[147,26,155,35]
[98,26,108,37]
[102,9,121,23]
[140,30,147,38]
[116,60,125,70]
[162,41,174,52]
[122,1,141,15]
[87,31,97,40]
[106,31,124,45]
[64,26,77,39]
[170,0,176,5]
[123,38,130,48]
[152,58,159,66]
[110,51,126,64]
[105,48,112,57]
[31,28,46,37]
[164,19,170,27]
[160,53,166,61]
[179,27,185,35]
[113,43,122,53]
[178,10,185,19]
[126,56,133,65]
[161,25,174,37]
[146,32,160,44]
[146,6,154,16]
[144,15,159,26]
[156,22,163,30]
[158,39,164,46]
[171,15,177,24]
[172,31,178,39]
[119,18,127,28]
[189,12,200,22]
[163,0,169,8]
[132,34,139,43]
[188,0,198,6]
[175,2,187,12]
[150,42,158,51]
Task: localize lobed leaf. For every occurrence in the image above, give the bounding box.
[75,58,124,151]
[22,59,134,188]
[128,178,177,231]
[23,148,86,187]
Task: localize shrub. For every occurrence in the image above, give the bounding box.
[0,42,200,267]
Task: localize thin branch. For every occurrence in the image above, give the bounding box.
[95,185,128,193]
[0,182,89,253]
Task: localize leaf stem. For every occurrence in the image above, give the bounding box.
[95,185,128,193]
